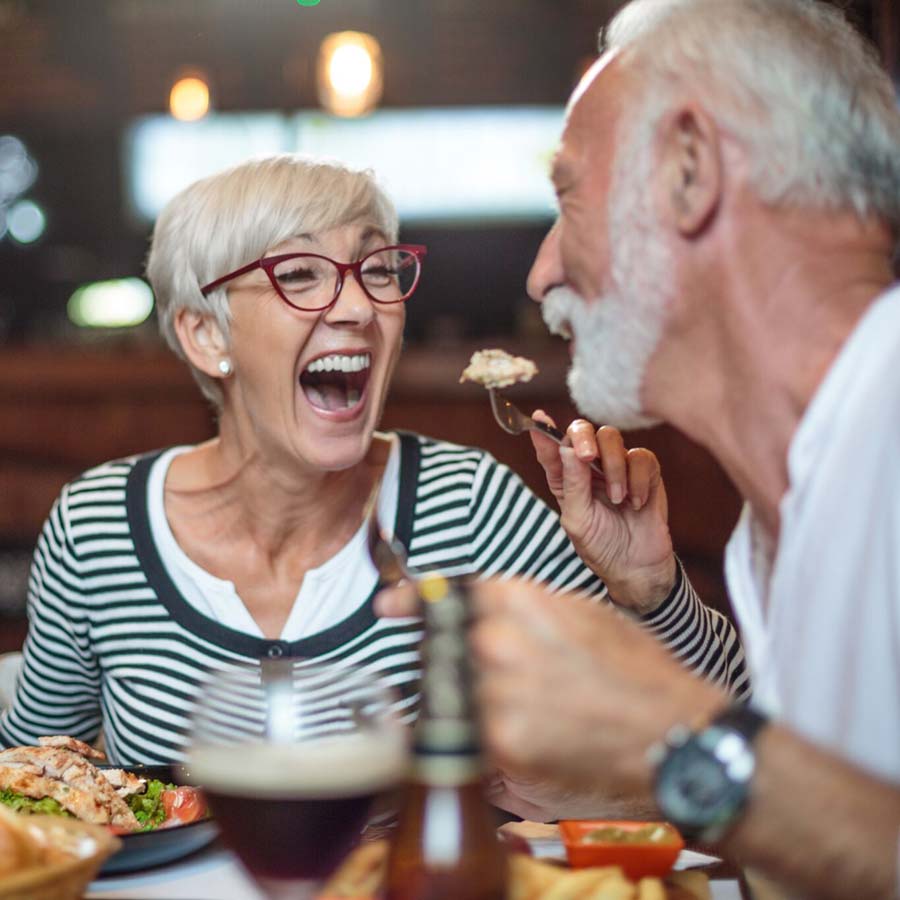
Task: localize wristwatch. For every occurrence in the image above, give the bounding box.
[649,704,770,843]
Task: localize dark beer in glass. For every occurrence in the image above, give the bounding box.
[187,660,406,900]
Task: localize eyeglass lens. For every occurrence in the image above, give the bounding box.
[271,248,419,309]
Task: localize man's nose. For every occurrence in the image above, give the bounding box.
[526,221,565,302]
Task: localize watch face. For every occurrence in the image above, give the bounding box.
[656,739,746,831]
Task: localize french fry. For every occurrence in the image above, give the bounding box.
[321,838,388,897]
[320,839,685,899]
[667,870,712,900]
[637,877,666,900]
[508,854,563,900]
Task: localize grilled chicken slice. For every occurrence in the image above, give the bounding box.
[37,735,106,761]
[102,767,147,799]
[0,747,139,829]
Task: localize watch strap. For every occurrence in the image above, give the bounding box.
[711,703,769,744]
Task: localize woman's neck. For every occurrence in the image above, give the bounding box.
[165,433,390,571]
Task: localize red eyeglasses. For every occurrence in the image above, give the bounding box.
[200,244,427,312]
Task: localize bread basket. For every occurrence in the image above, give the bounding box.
[0,808,121,900]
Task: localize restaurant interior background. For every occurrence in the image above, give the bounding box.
[0,0,897,648]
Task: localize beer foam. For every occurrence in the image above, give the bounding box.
[188,731,407,798]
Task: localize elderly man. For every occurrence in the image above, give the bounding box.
[382,0,900,896]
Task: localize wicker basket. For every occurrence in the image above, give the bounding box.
[0,811,121,900]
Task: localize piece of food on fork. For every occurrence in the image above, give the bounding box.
[459,348,538,390]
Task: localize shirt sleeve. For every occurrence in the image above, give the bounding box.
[641,559,751,700]
[465,452,750,697]
[0,487,103,747]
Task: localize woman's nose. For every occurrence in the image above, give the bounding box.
[526,220,565,303]
[324,269,376,326]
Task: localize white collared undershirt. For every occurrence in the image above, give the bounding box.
[147,434,400,641]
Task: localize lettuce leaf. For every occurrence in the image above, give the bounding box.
[127,778,175,831]
[0,789,74,817]
[0,778,176,832]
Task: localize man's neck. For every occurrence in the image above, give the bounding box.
[647,207,894,539]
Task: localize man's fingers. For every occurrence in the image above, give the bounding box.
[559,444,603,531]
[529,410,564,489]
[595,426,628,505]
[567,419,599,460]
[373,581,419,618]
[624,447,661,511]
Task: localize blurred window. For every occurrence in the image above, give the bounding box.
[125,107,563,225]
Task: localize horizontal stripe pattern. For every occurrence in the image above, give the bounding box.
[0,433,747,764]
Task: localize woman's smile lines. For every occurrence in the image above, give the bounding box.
[304,352,371,375]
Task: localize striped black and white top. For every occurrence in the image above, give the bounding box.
[0,432,748,763]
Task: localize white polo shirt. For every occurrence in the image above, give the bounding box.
[725,284,900,785]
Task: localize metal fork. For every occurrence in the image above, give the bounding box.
[488,388,606,483]
[363,481,416,585]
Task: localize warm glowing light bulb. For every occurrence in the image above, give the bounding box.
[317,32,383,117]
[328,43,373,96]
[169,76,210,122]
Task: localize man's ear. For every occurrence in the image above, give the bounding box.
[657,105,722,237]
[173,308,229,378]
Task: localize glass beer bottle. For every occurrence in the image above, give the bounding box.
[384,574,508,900]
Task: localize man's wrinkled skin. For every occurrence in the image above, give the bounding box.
[379,5,900,895]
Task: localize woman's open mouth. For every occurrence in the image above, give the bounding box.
[299,352,371,413]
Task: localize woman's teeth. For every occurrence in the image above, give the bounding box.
[304,353,370,374]
[300,353,371,411]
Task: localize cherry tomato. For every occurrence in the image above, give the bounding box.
[161,787,207,826]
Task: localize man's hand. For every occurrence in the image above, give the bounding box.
[530,412,676,614]
[484,767,658,822]
[472,578,726,799]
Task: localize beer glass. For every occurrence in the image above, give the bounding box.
[186,658,407,899]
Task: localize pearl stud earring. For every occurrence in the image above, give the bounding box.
[217,359,233,376]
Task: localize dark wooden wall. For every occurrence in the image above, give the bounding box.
[0,341,741,651]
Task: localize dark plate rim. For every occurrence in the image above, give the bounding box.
[96,763,218,875]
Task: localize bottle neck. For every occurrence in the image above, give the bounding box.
[413,576,484,785]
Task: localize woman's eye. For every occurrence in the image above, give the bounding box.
[275,266,321,288]
[361,264,395,284]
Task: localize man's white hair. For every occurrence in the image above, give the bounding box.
[146,155,398,411]
[603,0,900,237]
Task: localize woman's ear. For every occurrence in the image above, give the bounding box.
[173,308,230,378]
[657,104,722,237]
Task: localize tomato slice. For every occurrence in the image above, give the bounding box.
[160,786,207,826]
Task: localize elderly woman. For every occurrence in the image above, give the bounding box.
[0,155,746,764]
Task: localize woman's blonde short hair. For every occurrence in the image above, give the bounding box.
[146,154,399,410]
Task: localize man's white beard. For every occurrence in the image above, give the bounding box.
[541,133,671,431]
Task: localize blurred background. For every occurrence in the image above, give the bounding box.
[0,0,897,642]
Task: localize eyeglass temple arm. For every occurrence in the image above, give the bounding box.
[200,260,262,296]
